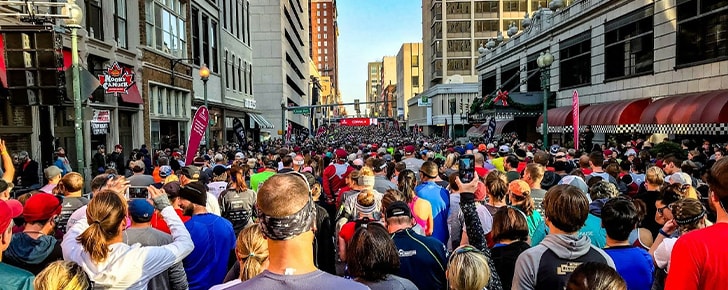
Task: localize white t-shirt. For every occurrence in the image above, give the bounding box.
[654,237,678,271]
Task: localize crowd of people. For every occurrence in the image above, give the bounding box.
[0,124,727,290]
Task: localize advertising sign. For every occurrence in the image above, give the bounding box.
[339,118,378,126]
[98,62,134,95]
[572,90,580,150]
[185,106,209,165]
[232,117,246,145]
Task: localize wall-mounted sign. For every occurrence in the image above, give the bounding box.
[98,62,134,95]
[92,109,110,123]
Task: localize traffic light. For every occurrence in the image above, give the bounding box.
[2,27,66,105]
[354,99,360,111]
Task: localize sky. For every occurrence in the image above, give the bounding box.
[337,0,422,115]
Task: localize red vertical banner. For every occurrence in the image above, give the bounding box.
[185,106,209,165]
[572,90,580,151]
[444,118,448,139]
[286,121,292,143]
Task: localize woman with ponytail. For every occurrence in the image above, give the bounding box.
[398,169,434,236]
[508,180,543,238]
[61,187,194,289]
[212,224,269,289]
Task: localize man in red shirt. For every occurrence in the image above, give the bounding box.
[323,149,354,201]
[474,153,489,178]
[666,158,728,290]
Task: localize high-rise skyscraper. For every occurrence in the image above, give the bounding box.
[310,0,339,91]
[422,0,551,89]
[396,43,424,121]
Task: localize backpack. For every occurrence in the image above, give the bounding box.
[218,188,256,234]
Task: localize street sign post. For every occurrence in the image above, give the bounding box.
[292,107,310,114]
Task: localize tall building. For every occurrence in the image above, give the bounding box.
[310,0,339,92]
[366,61,382,115]
[477,0,728,144]
[250,0,310,137]
[396,43,424,121]
[422,0,556,89]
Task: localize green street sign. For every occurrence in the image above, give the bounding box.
[293,107,310,114]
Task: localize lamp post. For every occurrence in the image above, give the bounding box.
[199,63,210,148]
[448,96,456,139]
[537,50,554,150]
[62,2,85,179]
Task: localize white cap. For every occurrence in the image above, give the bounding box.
[499,145,510,153]
[235,152,245,159]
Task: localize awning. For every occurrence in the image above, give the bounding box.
[573,98,651,134]
[249,113,275,129]
[536,105,589,133]
[120,84,143,104]
[640,90,728,135]
[466,125,488,138]
[494,120,515,136]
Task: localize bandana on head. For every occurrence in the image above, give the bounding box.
[257,197,316,240]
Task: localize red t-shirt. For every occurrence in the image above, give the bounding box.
[339,221,357,244]
[665,223,728,290]
[150,208,191,234]
[475,167,489,178]
[581,168,593,175]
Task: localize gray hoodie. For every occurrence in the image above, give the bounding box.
[512,234,615,290]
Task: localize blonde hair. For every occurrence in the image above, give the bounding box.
[237,224,269,281]
[446,245,492,290]
[34,261,90,290]
[444,153,460,169]
[78,190,128,263]
[357,189,376,207]
[645,166,665,187]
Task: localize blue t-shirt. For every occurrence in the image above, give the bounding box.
[391,228,447,290]
[415,181,450,244]
[604,246,654,290]
[531,213,607,248]
[184,213,237,290]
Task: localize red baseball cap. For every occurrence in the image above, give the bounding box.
[23,193,62,223]
[0,199,23,231]
[335,149,348,158]
[405,145,416,153]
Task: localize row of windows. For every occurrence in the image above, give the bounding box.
[151,85,189,118]
[223,52,253,95]
[83,0,128,48]
[485,2,727,92]
[222,0,251,44]
[145,0,187,58]
[191,7,219,72]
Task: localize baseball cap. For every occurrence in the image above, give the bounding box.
[549,144,561,155]
[335,149,348,158]
[44,166,62,179]
[0,199,23,231]
[353,159,364,167]
[669,172,692,186]
[213,165,228,177]
[214,154,225,162]
[23,193,62,223]
[488,148,498,156]
[128,198,154,222]
[385,201,412,219]
[178,182,208,206]
[159,165,173,178]
[478,144,487,152]
[498,145,510,154]
[348,153,357,162]
[509,180,531,197]
[162,181,181,199]
[404,145,416,154]
[235,152,245,159]
[180,166,201,181]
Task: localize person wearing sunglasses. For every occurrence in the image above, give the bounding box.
[653,184,683,233]
[446,245,492,290]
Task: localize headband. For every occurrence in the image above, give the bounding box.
[675,210,707,225]
[257,197,316,240]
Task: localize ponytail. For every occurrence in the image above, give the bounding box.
[236,224,269,282]
[511,191,535,216]
[77,190,127,263]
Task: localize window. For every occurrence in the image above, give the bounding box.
[446,2,471,15]
[223,0,227,29]
[317,3,320,8]
[317,10,320,16]
[246,4,251,44]
[447,58,471,74]
[324,48,328,54]
[236,1,242,39]
[318,41,321,46]
[324,10,327,16]
[232,55,237,91]
[323,3,326,8]
[225,51,229,89]
[474,1,499,13]
[318,48,322,54]
[503,1,527,12]
[324,26,327,31]
[412,55,419,67]
[324,41,328,46]
[559,32,592,88]
[114,0,127,48]
[238,59,243,94]
[482,72,497,96]
[146,0,187,57]
[211,21,218,73]
[156,86,163,114]
[86,0,103,40]
[604,5,654,80]
[324,33,327,39]
[244,62,248,94]
[526,52,541,91]
[167,93,171,115]
[175,93,180,116]
[202,14,210,67]
[475,20,499,32]
[248,64,253,93]
[324,18,327,24]
[191,8,200,65]
[317,18,320,24]
[676,0,728,66]
[241,2,246,43]
[412,76,419,87]
[500,61,520,92]
[318,56,321,62]
[325,56,328,61]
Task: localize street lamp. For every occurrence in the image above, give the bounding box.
[537,50,554,150]
[448,96,456,139]
[62,2,85,179]
[199,63,210,148]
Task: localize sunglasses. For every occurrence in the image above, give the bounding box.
[657,203,674,215]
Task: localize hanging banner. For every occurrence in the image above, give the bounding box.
[572,90,580,151]
[98,62,135,96]
[286,121,292,143]
[232,117,246,146]
[185,106,209,165]
[339,118,378,126]
[485,117,497,142]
